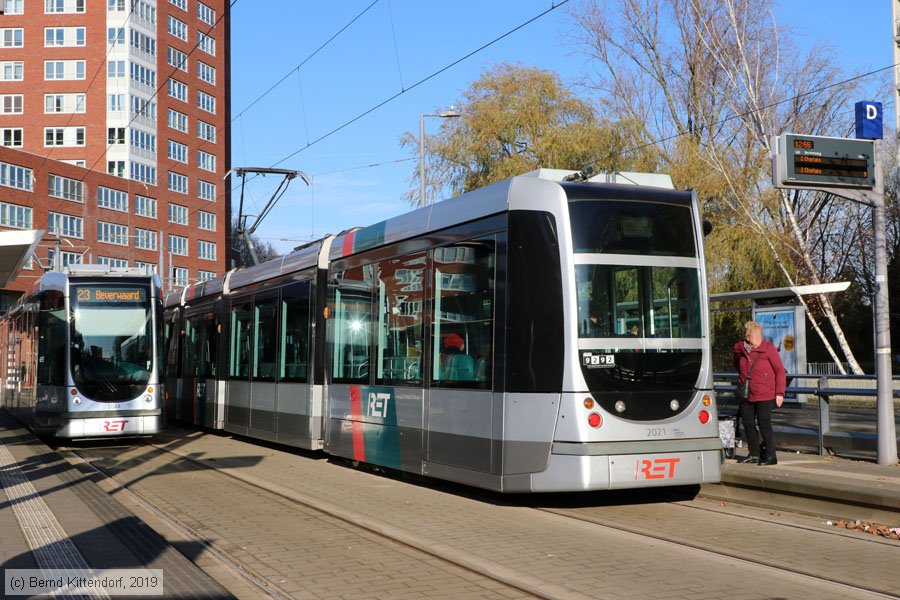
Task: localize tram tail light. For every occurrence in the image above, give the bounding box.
[698,410,710,424]
[588,413,602,428]
[583,397,594,409]
[702,395,711,406]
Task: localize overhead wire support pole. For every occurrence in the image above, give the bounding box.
[224,167,311,266]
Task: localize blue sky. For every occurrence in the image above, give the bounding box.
[229,0,893,254]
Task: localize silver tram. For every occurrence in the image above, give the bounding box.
[164,170,722,491]
[0,265,164,438]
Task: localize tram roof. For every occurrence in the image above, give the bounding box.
[0,229,43,288]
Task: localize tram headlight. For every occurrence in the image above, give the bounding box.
[144,395,153,404]
[614,400,626,413]
[669,399,680,412]
[73,397,82,405]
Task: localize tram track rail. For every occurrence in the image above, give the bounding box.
[60,439,900,600]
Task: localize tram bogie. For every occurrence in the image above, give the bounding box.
[0,265,164,439]
[163,170,723,491]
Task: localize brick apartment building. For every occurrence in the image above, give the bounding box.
[0,0,230,303]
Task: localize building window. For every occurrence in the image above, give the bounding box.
[1,94,22,114]
[173,267,189,287]
[131,95,157,121]
[48,212,83,239]
[1,128,22,147]
[197,61,215,85]
[108,0,125,10]
[98,221,128,246]
[49,249,82,267]
[46,93,85,114]
[168,172,188,195]
[44,127,85,147]
[4,0,23,15]
[197,90,215,114]
[1,61,23,81]
[135,1,155,24]
[167,16,187,41]
[45,0,84,14]
[61,159,86,168]
[135,195,157,218]
[197,32,215,56]
[167,108,188,132]
[198,270,216,282]
[98,256,129,268]
[169,0,186,10]
[130,129,156,153]
[0,161,33,191]
[107,60,125,77]
[197,120,216,143]
[1,28,23,47]
[198,180,216,201]
[168,234,188,256]
[168,79,188,102]
[130,29,156,56]
[167,140,187,164]
[197,2,216,25]
[45,26,84,47]
[107,127,125,145]
[107,27,125,45]
[97,186,128,212]
[130,63,156,88]
[168,203,188,225]
[130,162,157,185]
[197,150,216,173]
[134,228,157,250]
[107,161,125,178]
[108,93,125,112]
[198,240,216,261]
[45,60,85,80]
[168,47,188,72]
[0,201,31,229]
[198,211,216,231]
[135,261,157,273]
[48,174,84,203]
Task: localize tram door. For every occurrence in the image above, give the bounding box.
[163,308,181,423]
[183,306,220,428]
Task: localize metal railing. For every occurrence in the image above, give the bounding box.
[713,372,900,457]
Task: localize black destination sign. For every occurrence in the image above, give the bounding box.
[75,287,146,303]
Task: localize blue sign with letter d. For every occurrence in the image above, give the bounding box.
[855,100,883,140]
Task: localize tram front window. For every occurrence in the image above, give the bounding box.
[70,284,153,401]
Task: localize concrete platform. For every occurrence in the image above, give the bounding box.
[0,411,233,599]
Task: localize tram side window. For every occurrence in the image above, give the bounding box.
[431,239,495,389]
[281,283,310,382]
[164,311,179,379]
[254,298,278,381]
[184,311,217,378]
[229,301,252,378]
[375,251,425,386]
[330,265,374,383]
[37,291,67,386]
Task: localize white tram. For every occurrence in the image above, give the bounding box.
[0,265,164,438]
[164,170,722,491]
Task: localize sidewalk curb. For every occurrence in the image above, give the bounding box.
[700,463,900,523]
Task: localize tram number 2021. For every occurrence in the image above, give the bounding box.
[646,427,667,437]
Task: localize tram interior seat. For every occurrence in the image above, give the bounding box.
[442,354,475,382]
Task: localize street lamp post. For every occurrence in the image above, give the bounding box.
[419,107,460,205]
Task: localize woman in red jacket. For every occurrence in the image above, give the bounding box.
[733,321,786,465]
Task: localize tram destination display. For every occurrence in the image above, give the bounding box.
[776,134,876,189]
[74,286,146,303]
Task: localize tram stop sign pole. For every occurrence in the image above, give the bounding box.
[772,101,898,465]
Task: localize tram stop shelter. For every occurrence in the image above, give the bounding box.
[0,229,43,313]
[710,282,851,400]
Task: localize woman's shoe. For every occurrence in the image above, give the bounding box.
[758,456,778,466]
[739,455,759,464]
